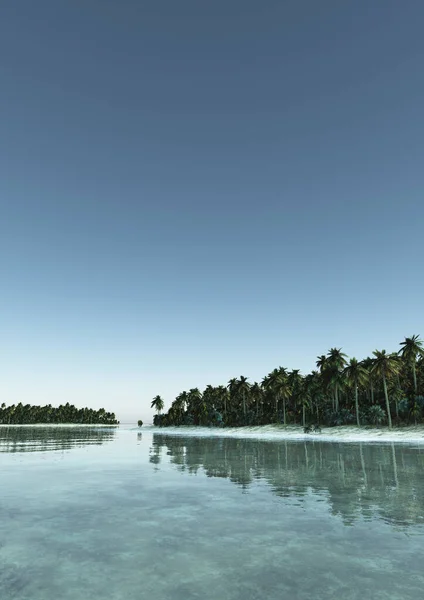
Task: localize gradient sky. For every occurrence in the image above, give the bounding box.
[1,1,423,423]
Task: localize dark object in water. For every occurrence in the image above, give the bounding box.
[304,424,322,434]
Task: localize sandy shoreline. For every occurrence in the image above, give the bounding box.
[142,424,424,444]
[2,423,424,443]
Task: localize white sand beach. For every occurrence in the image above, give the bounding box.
[142,424,424,444]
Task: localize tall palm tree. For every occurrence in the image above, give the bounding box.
[261,373,274,419]
[227,377,239,422]
[215,385,229,420]
[300,377,313,427]
[202,385,216,412]
[275,368,290,425]
[287,369,303,422]
[237,376,251,420]
[262,368,287,423]
[151,395,165,415]
[176,391,189,412]
[316,354,333,409]
[399,335,424,395]
[371,350,402,429]
[327,348,348,411]
[361,357,376,405]
[250,382,264,422]
[344,358,368,426]
[171,393,187,424]
[187,388,205,424]
[303,371,323,423]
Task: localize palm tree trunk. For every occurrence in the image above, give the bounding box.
[302,404,306,427]
[335,384,339,412]
[355,383,360,427]
[242,391,246,417]
[382,375,393,429]
[283,397,286,425]
[370,380,374,404]
[413,362,418,395]
[275,396,279,423]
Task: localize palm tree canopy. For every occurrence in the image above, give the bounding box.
[344,358,368,387]
[237,376,251,392]
[327,348,348,370]
[151,395,165,412]
[371,350,402,378]
[316,355,328,372]
[399,335,424,362]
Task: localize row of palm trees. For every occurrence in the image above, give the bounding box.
[0,402,119,425]
[152,335,424,429]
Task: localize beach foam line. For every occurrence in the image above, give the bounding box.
[139,424,424,444]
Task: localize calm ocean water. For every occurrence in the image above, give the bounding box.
[1,425,424,600]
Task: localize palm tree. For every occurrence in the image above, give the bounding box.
[361,357,376,405]
[303,371,324,424]
[151,395,165,415]
[299,378,313,427]
[227,377,239,422]
[275,368,290,425]
[316,355,333,409]
[175,391,188,413]
[327,348,348,411]
[250,382,264,422]
[187,388,206,424]
[344,358,367,426]
[399,335,424,395]
[220,385,230,420]
[371,350,402,429]
[237,376,251,421]
[262,368,287,424]
[287,369,303,422]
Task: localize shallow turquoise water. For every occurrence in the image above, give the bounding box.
[1,426,424,600]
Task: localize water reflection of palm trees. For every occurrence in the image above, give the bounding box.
[0,426,117,453]
[150,434,424,528]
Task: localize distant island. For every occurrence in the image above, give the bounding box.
[0,402,119,425]
[151,335,424,430]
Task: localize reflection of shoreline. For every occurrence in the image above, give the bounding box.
[151,434,424,528]
[146,424,424,444]
[0,424,118,428]
[0,426,117,453]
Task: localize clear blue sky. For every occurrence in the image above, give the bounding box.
[1,0,423,423]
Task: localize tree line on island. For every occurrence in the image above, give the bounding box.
[0,402,119,425]
[151,335,424,429]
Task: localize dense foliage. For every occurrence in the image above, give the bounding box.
[152,335,424,429]
[0,402,118,425]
